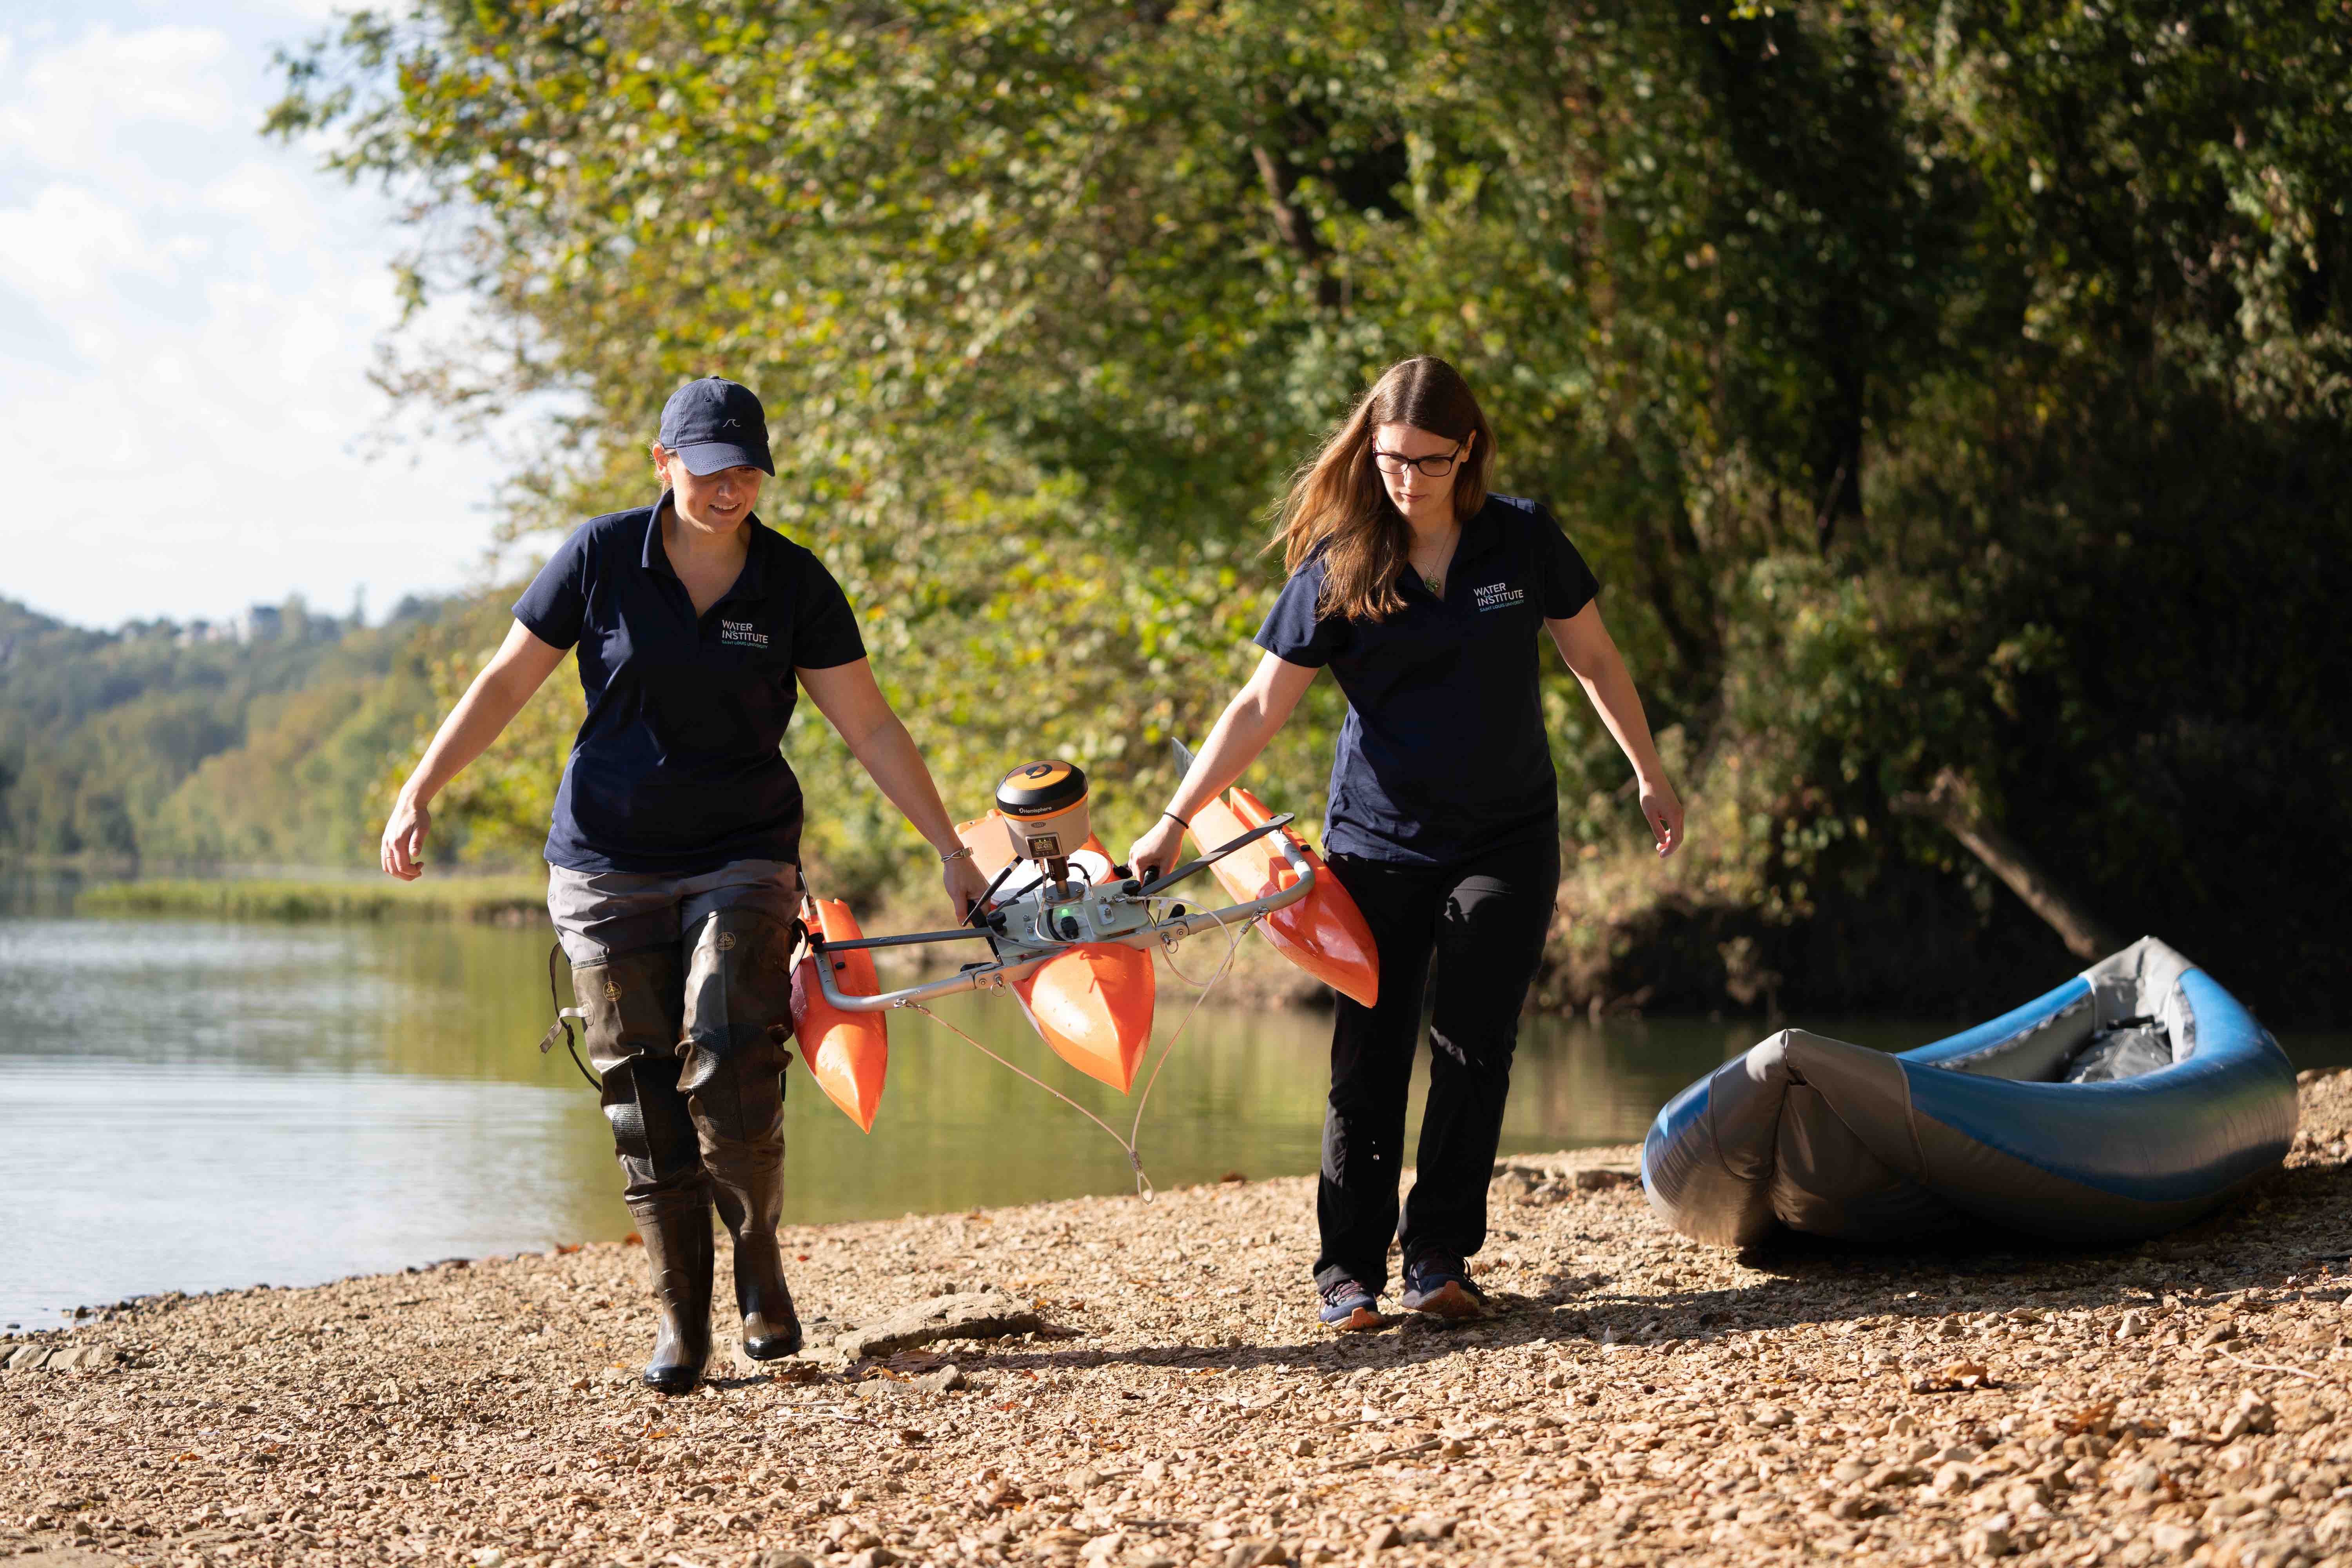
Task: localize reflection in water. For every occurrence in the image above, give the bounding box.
[4,908,2343,1323]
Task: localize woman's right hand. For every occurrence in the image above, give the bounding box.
[942,852,992,923]
[1124,652,1315,881]
[381,793,431,881]
[1126,815,1191,883]
[375,621,564,884]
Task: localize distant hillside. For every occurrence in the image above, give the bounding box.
[0,594,461,868]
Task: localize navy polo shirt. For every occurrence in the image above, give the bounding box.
[1254,494,1599,865]
[512,495,867,874]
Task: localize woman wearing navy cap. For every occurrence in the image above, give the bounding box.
[381,376,990,1392]
[1127,356,1684,1331]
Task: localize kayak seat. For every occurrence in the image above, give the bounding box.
[2058,1020,2178,1083]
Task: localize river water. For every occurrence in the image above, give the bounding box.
[4,895,2345,1325]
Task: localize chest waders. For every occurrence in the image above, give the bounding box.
[677,908,802,1362]
[553,910,804,1394]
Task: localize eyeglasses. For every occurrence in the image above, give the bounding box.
[1372,443,1462,478]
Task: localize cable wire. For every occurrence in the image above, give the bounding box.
[904,1001,1153,1190]
[1127,906,1249,1167]
[903,904,1251,1200]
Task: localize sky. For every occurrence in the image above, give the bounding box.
[0,1,536,631]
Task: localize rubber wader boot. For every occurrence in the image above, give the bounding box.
[573,944,712,1393]
[680,908,803,1360]
[627,1193,714,1394]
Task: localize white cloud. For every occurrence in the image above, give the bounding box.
[0,183,180,302]
[0,25,239,188]
[0,5,524,630]
[258,0,364,21]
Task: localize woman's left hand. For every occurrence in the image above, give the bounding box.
[1126,815,1191,885]
[1641,777,1685,858]
[943,853,993,922]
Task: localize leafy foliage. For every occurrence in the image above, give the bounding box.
[0,597,454,868]
[214,0,2352,1016]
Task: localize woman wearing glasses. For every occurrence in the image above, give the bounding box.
[1127,356,1684,1331]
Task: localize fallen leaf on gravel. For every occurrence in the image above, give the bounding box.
[1909,1361,1994,1393]
[2056,1401,2118,1436]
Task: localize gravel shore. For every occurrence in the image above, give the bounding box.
[7,1073,2352,1568]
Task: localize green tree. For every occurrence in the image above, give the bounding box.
[266,0,2352,1018]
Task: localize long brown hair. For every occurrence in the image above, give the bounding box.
[1273,356,1496,622]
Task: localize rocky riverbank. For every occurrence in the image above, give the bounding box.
[7,1074,2352,1568]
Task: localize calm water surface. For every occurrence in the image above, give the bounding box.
[4,893,2345,1323]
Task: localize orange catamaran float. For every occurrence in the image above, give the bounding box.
[790,757,1379,1129]
[1183,792,1378,1009]
[788,897,889,1131]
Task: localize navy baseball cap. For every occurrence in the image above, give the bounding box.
[657,377,774,475]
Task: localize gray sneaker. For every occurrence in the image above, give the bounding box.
[1318,1278,1385,1332]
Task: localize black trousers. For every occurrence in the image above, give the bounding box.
[1313,835,1560,1294]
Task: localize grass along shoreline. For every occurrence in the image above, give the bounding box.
[75,873,552,925]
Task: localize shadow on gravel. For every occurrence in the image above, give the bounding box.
[928,1154,2349,1383]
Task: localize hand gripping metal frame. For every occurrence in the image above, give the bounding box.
[813,817,1317,1013]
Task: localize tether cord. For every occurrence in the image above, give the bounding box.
[1129,902,1247,1156]
[905,1002,1153,1189]
[543,942,603,1091]
[904,906,1251,1200]
[564,1033,601,1092]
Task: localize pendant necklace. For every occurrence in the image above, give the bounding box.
[1418,525,1459,597]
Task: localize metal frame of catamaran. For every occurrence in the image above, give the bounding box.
[813,815,1318,1014]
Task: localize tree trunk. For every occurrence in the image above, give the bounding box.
[1891,768,2122,961]
[1250,145,1341,309]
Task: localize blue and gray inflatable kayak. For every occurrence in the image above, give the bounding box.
[1641,937,2298,1247]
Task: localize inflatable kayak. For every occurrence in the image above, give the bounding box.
[1641,936,2298,1247]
